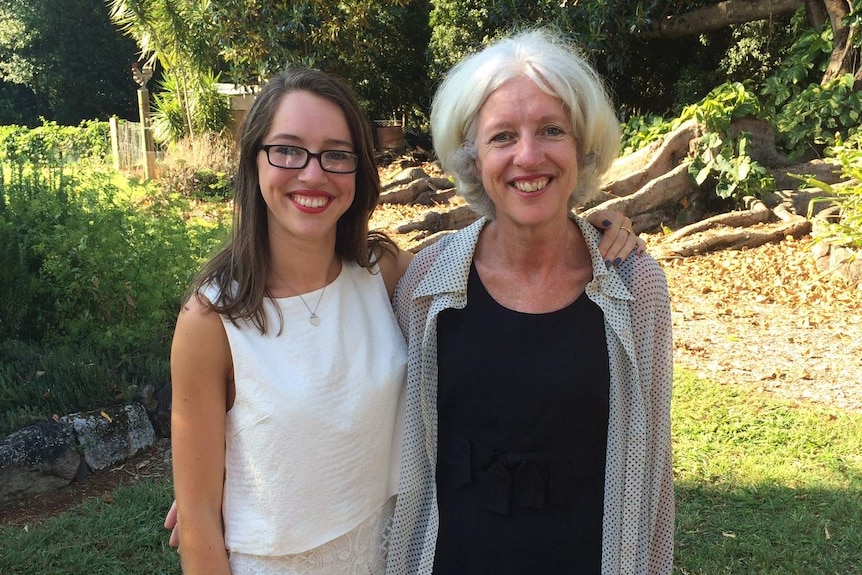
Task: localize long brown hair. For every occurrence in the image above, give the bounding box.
[187,67,395,333]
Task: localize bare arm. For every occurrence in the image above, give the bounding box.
[170,296,233,574]
[377,246,414,300]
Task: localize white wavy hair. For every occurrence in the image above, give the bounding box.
[430,28,621,220]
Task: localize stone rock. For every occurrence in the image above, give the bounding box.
[0,421,81,504]
[812,242,862,289]
[62,403,155,471]
[134,383,158,414]
[152,382,172,438]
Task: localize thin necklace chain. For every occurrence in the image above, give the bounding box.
[278,256,337,326]
[295,285,325,326]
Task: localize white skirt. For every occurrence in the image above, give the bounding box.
[229,497,395,575]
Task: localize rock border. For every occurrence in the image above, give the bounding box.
[0,384,171,505]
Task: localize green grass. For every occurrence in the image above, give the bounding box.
[1,370,860,574]
[0,480,178,574]
[673,369,862,574]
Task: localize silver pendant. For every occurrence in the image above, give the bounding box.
[309,313,321,326]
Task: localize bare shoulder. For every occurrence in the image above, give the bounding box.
[377,247,414,299]
[175,294,223,334]
[172,294,232,382]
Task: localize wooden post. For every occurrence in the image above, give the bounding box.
[131,62,156,179]
[137,88,156,180]
[109,117,121,171]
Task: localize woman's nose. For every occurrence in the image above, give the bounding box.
[513,135,543,166]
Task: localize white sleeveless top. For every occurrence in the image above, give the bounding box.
[204,261,406,557]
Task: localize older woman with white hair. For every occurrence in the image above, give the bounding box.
[386,28,674,575]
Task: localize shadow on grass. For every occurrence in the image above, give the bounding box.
[674,480,862,574]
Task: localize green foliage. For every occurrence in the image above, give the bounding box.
[151,72,232,144]
[109,0,227,143]
[804,133,862,250]
[760,15,834,107]
[689,132,775,203]
[678,81,764,134]
[427,0,751,116]
[428,0,489,81]
[110,0,431,131]
[0,0,138,124]
[772,74,862,159]
[622,82,775,206]
[720,20,796,87]
[755,10,862,160]
[678,82,774,204]
[0,120,111,164]
[0,127,229,359]
[338,0,432,122]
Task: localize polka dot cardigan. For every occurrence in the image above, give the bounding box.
[386,217,675,575]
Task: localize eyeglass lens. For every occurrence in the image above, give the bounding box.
[263,145,358,173]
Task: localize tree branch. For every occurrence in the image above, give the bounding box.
[640,0,803,39]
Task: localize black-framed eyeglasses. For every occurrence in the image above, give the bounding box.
[259,144,359,174]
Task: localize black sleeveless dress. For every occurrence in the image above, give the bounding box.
[433,264,610,574]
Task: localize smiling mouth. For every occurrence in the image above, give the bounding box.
[513,178,549,192]
[290,194,330,208]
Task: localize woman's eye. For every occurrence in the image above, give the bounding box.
[544,126,565,137]
[489,132,512,143]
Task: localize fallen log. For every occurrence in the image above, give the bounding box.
[655,216,811,258]
[602,119,700,198]
[382,167,429,190]
[396,204,479,236]
[585,161,698,232]
[666,198,771,241]
[379,177,455,205]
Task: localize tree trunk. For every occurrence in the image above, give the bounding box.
[641,0,803,38]
[638,0,860,88]
[821,0,858,84]
[585,162,699,232]
[803,0,828,29]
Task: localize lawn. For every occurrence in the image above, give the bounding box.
[1,369,860,574]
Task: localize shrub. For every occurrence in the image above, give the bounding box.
[157,132,237,199]
[0,339,170,437]
[0,150,229,357]
[0,119,111,165]
[805,133,862,250]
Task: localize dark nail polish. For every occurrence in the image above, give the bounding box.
[602,220,612,227]
[604,260,612,269]
[612,257,622,267]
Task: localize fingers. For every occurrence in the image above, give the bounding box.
[165,499,180,548]
[164,499,178,529]
[601,227,640,268]
[588,211,644,265]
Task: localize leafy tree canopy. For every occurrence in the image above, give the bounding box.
[0,0,139,124]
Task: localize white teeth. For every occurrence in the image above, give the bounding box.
[292,194,329,208]
[513,178,549,192]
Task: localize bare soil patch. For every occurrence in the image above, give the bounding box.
[654,233,862,413]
